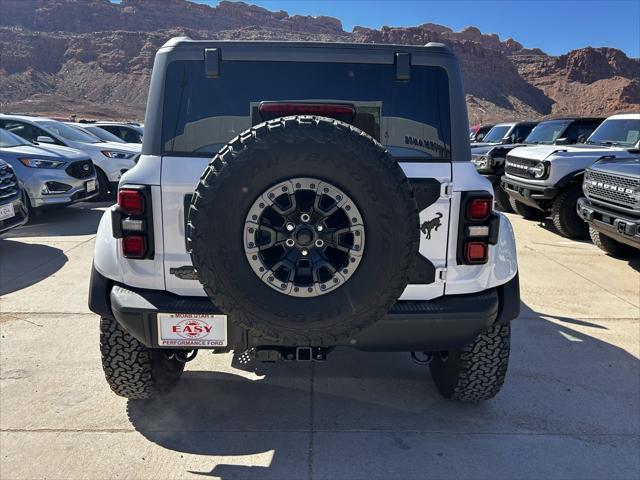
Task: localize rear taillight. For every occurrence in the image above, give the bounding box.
[111,186,154,259]
[467,198,491,221]
[457,192,499,265]
[121,235,147,259]
[258,102,356,121]
[464,241,488,264]
[118,189,145,215]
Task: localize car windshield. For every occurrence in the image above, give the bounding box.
[524,121,570,144]
[84,126,125,143]
[481,125,511,143]
[586,119,640,147]
[0,128,32,148]
[39,121,102,143]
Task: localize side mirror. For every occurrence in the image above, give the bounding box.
[36,135,55,144]
[577,134,587,144]
[555,137,570,145]
[516,137,525,144]
[500,137,511,144]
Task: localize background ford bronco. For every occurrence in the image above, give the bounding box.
[89,38,520,403]
[578,156,640,256]
[502,114,640,239]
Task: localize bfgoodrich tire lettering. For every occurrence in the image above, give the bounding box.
[188,116,419,345]
[429,323,510,402]
[100,317,184,399]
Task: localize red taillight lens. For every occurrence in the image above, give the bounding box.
[465,241,488,263]
[122,235,147,258]
[467,198,492,220]
[118,189,144,216]
[259,102,355,118]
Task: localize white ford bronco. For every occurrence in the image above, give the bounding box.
[89,38,520,402]
[502,113,640,239]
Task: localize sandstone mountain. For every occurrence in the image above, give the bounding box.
[0,0,638,123]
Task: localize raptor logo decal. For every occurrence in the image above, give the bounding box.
[420,212,443,240]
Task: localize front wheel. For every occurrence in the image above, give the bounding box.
[551,185,588,239]
[430,323,510,402]
[100,316,184,399]
[494,183,514,213]
[589,226,637,257]
[92,169,111,201]
[509,197,546,220]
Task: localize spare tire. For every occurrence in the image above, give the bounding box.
[188,116,419,345]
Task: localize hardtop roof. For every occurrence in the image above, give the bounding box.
[159,37,454,56]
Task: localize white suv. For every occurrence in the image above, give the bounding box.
[502,113,640,238]
[89,39,520,403]
[0,115,140,199]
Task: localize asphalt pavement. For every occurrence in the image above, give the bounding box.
[1,202,638,480]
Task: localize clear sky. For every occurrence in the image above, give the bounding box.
[193,0,640,57]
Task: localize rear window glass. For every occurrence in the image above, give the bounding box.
[161,60,451,160]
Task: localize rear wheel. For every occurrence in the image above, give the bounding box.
[494,184,513,213]
[551,185,588,239]
[100,316,184,399]
[430,323,510,402]
[589,226,638,257]
[509,197,546,220]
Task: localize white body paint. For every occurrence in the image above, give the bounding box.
[94,156,518,300]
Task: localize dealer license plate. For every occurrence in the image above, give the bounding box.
[157,313,227,347]
[0,203,15,221]
[86,179,97,192]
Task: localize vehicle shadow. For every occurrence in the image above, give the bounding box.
[0,239,67,295]
[126,304,639,479]
[536,217,593,244]
[535,218,640,270]
[5,201,110,238]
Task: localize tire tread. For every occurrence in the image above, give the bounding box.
[99,317,183,399]
[187,116,419,345]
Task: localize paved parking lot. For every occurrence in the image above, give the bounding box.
[1,202,639,480]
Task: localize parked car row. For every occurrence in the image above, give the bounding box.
[472,113,639,257]
[0,114,143,235]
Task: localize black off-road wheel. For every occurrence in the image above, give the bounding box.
[589,226,638,257]
[509,197,546,220]
[188,116,419,345]
[430,323,510,402]
[551,185,589,239]
[100,316,184,399]
[494,184,514,213]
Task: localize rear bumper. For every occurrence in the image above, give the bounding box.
[89,267,520,352]
[501,176,557,209]
[577,197,640,249]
